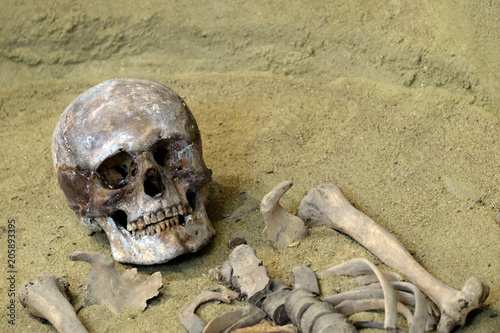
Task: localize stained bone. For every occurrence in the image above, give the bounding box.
[261,181,308,249]
[299,183,489,332]
[220,245,271,301]
[202,304,266,333]
[319,258,398,331]
[19,274,87,333]
[52,79,215,264]
[292,265,320,295]
[178,289,232,333]
[69,251,162,315]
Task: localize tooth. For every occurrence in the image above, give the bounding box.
[136,229,145,237]
[154,224,162,234]
[188,205,193,213]
[165,207,173,218]
[173,216,179,226]
[131,222,137,231]
[172,205,178,216]
[159,221,166,231]
[178,204,184,215]
[150,212,159,224]
[146,225,154,236]
[144,214,151,225]
[157,210,165,221]
[127,224,133,232]
[137,218,145,230]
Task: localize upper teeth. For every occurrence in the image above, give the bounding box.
[126,204,193,233]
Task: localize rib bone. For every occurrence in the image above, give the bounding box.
[319,258,398,331]
[299,183,489,332]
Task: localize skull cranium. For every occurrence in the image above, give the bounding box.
[52,79,215,264]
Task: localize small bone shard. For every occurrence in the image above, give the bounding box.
[299,183,490,332]
[69,251,162,315]
[19,274,87,333]
[220,245,271,301]
[178,289,232,333]
[261,181,308,249]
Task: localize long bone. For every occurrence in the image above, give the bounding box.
[19,274,87,333]
[299,183,489,332]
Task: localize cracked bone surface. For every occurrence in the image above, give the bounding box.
[299,183,490,332]
[19,274,87,333]
[52,79,215,264]
[69,251,162,315]
[260,180,308,249]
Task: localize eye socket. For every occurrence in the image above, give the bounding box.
[96,151,136,189]
[152,139,191,172]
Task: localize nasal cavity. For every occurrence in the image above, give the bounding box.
[144,168,163,197]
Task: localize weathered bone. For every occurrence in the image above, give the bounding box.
[220,244,271,302]
[285,288,357,333]
[299,183,489,332]
[353,271,403,286]
[202,304,266,333]
[319,259,427,332]
[319,258,398,331]
[19,274,87,333]
[292,265,320,295]
[333,298,414,327]
[261,279,292,325]
[261,181,308,249]
[179,289,233,333]
[69,251,162,315]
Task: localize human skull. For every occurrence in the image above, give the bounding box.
[52,78,215,264]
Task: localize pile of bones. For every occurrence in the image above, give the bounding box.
[19,79,489,333]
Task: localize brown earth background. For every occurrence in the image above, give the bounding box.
[1,1,499,332]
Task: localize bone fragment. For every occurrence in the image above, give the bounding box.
[335,298,415,330]
[232,322,298,332]
[285,288,356,333]
[202,304,266,333]
[19,274,87,333]
[299,183,490,332]
[292,265,320,295]
[69,251,162,315]
[312,312,357,333]
[261,181,308,249]
[319,258,398,330]
[179,289,233,333]
[220,245,270,301]
[261,279,292,325]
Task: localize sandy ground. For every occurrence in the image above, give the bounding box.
[1,1,499,332]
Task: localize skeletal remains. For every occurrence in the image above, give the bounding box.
[19,252,163,332]
[37,80,487,332]
[52,78,215,264]
[180,182,489,333]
